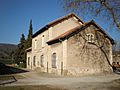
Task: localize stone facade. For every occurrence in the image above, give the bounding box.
[66,24,112,75]
[113,52,120,67]
[26,13,114,76]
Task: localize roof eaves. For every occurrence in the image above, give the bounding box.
[26,47,32,52]
[47,26,82,45]
[32,25,49,38]
[47,20,115,45]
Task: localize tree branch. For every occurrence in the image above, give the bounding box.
[101,2,120,29]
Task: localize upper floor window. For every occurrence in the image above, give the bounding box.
[35,39,37,49]
[42,35,45,47]
[33,56,36,66]
[40,55,44,67]
[87,33,94,43]
[52,53,57,68]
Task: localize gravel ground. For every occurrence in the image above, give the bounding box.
[2,70,120,90]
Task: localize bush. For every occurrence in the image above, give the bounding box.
[19,62,26,68]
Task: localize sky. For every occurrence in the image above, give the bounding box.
[0,0,120,44]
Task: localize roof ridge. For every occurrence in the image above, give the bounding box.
[33,13,84,38]
[47,13,84,27]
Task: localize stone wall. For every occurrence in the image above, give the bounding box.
[29,15,81,72]
[51,17,82,39]
[31,30,49,70]
[26,51,32,69]
[50,42,63,75]
[66,24,112,76]
[113,54,120,64]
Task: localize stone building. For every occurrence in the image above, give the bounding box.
[26,13,114,76]
[113,51,120,68]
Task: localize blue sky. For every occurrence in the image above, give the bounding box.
[0,0,120,44]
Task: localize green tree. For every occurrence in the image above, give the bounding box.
[62,0,120,30]
[26,19,33,48]
[14,33,26,67]
[13,20,33,67]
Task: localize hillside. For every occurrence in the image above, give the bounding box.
[0,43,17,62]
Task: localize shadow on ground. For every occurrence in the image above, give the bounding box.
[0,63,28,85]
[0,63,28,75]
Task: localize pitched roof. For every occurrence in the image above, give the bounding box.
[47,13,84,27]
[47,20,114,45]
[32,13,84,38]
[47,26,81,44]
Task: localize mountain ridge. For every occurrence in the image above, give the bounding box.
[0,43,17,61]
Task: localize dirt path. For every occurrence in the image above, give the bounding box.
[4,71,120,90]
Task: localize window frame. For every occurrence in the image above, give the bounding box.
[87,33,94,43]
[28,57,30,66]
[51,53,57,68]
[40,55,44,67]
[33,56,36,66]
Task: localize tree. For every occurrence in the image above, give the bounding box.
[62,0,120,30]
[14,33,26,66]
[13,20,33,67]
[72,23,113,71]
[26,19,33,48]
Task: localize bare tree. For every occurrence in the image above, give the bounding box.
[62,0,120,30]
[72,23,114,71]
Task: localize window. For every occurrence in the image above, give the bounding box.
[42,35,45,47]
[33,56,36,66]
[40,55,44,67]
[35,39,37,49]
[87,33,94,43]
[28,57,30,66]
[52,53,57,68]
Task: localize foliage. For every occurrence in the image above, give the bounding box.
[14,33,26,66]
[13,20,33,68]
[26,19,33,48]
[62,0,120,30]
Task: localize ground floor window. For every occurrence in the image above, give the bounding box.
[28,57,30,66]
[40,55,44,67]
[52,53,57,68]
[33,56,36,66]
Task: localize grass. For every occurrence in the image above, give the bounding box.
[0,85,67,90]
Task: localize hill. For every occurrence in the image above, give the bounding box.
[0,43,17,63]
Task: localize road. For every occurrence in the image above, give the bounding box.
[5,70,120,90]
